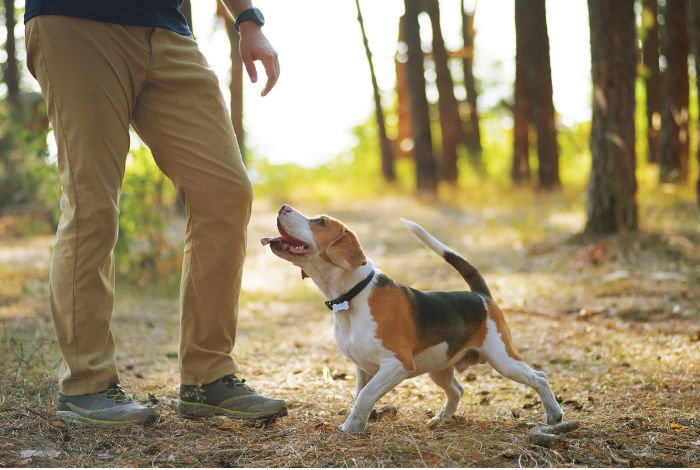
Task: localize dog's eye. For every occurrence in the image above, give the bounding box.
[314,218,326,227]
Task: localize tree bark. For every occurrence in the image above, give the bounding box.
[513,0,531,185]
[659,0,690,183]
[426,0,461,184]
[460,0,482,162]
[641,0,661,163]
[585,0,638,233]
[395,15,412,158]
[355,0,395,182]
[404,0,437,195]
[513,0,559,188]
[513,0,559,190]
[216,2,245,162]
[180,0,193,34]
[3,0,21,121]
[686,0,700,206]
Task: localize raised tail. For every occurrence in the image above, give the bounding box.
[401,218,492,298]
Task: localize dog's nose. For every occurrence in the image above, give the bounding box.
[279,204,292,215]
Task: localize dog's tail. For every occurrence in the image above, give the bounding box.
[401,218,492,298]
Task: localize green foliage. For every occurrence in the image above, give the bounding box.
[114,146,181,293]
[249,117,412,204]
[0,101,56,210]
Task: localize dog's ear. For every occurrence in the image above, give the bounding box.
[326,229,366,270]
[301,269,309,279]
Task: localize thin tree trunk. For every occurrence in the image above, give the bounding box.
[180,0,193,34]
[395,15,412,158]
[355,0,395,182]
[516,0,559,190]
[460,0,482,162]
[404,0,437,195]
[3,0,21,121]
[642,0,661,163]
[529,1,559,189]
[426,0,461,184]
[216,2,245,161]
[659,0,690,183]
[512,0,531,185]
[585,0,638,233]
[686,0,700,206]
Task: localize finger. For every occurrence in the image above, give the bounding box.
[261,54,279,96]
[243,55,257,83]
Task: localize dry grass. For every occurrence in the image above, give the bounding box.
[1,190,699,467]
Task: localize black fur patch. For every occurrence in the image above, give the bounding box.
[406,287,488,357]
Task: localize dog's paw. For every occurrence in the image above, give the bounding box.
[427,414,444,428]
[547,409,563,425]
[340,418,367,433]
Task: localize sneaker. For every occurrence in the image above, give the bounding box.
[56,384,158,427]
[179,374,287,419]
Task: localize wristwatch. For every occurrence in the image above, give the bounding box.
[235,7,265,31]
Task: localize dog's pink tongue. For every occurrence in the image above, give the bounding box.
[261,236,283,246]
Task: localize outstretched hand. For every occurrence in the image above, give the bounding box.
[238,24,279,96]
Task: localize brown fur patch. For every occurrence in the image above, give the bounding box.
[487,300,521,360]
[309,216,366,269]
[368,284,417,370]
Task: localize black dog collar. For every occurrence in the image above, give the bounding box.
[324,270,376,312]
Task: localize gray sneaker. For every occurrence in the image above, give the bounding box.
[56,384,158,427]
[179,374,287,419]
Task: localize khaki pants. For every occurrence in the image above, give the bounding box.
[25,16,252,395]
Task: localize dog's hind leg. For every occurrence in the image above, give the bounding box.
[355,365,373,398]
[427,367,463,427]
[480,321,562,425]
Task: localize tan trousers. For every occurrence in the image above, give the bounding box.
[25,16,252,395]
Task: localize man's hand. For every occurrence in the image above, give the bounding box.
[239,23,279,96]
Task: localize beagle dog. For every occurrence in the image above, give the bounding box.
[262,205,563,433]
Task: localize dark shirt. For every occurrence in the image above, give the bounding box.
[24,0,191,36]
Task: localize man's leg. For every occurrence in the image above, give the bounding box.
[26,16,156,425]
[132,29,250,386]
[131,29,284,417]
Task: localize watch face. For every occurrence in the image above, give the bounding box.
[252,7,265,25]
[236,7,265,29]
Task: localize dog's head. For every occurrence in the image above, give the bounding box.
[261,205,366,278]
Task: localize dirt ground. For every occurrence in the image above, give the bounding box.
[1,193,699,467]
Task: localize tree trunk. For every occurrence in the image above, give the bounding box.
[216,2,245,162]
[460,0,482,162]
[686,0,700,206]
[180,0,193,34]
[355,0,395,182]
[659,0,690,183]
[513,0,559,190]
[426,0,461,184]
[404,0,437,195]
[3,0,21,121]
[585,0,638,233]
[513,0,531,185]
[641,0,661,163]
[395,15,412,159]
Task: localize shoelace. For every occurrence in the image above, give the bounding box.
[99,384,132,404]
[222,374,255,393]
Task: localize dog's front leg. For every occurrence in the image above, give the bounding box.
[341,359,408,433]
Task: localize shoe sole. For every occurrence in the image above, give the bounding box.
[57,410,158,427]
[178,400,288,419]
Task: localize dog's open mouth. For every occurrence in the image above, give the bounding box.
[261,221,310,255]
